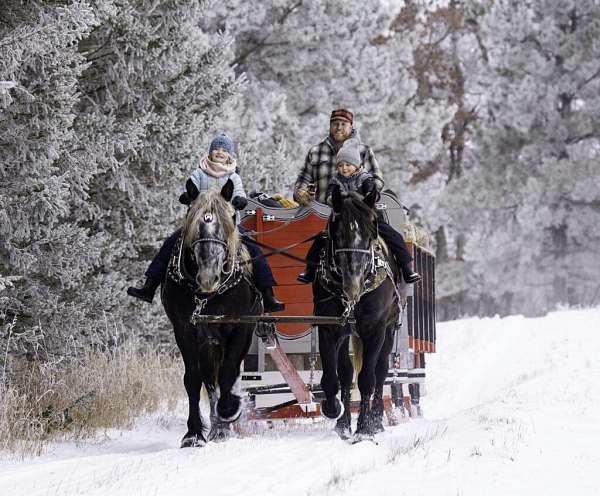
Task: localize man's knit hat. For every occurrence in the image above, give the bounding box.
[330,108,353,124]
[335,137,361,168]
[209,132,235,157]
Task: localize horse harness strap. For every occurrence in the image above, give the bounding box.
[319,230,403,334]
[167,236,249,327]
[239,233,322,267]
[318,240,389,299]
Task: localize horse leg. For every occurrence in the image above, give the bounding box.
[335,337,353,439]
[180,353,207,448]
[216,330,251,423]
[206,383,231,442]
[370,328,395,433]
[319,327,343,420]
[355,337,384,438]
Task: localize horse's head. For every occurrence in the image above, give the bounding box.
[182,179,240,293]
[328,183,379,304]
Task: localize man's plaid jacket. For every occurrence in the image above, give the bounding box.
[293,135,384,204]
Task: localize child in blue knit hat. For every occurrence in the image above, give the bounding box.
[128,133,285,311]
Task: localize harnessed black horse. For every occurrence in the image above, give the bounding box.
[161,180,261,447]
[314,184,401,441]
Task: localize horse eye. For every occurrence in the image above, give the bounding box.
[204,212,214,223]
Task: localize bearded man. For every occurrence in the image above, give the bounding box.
[293,109,420,285]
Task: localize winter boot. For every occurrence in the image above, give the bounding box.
[127,277,160,303]
[297,265,316,284]
[261,287,285,313]
[401,264,421,285]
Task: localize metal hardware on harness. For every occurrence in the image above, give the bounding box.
[167,234,246,326]
[392,296,408,384]
[375,202,388,210]
[188,267,246,326]
[340,302,357,331]
[255,322,277,350]
[191,296,208,326]
[244,209,256,216]
[331,245,377,288]
[262,214,275,221]
[191,237,228,250]
[333,248,372,255]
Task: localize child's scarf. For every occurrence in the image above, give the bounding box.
[199,155,237,177]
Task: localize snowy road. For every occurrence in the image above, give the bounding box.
[2,308,599,496]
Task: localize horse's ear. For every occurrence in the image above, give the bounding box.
[185,179,199,203]
[221,179,234,202]
[331,185,343,213]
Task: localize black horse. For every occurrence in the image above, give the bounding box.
[161,180,261,447]
[314,185,401,442]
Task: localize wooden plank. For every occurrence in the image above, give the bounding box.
[274,285,313,304]
[273,267,307,286]
[259,228,324,244]
[408,337,436,353]
[267,250,311,268]
[275,301,316,336]
[267,339,312,404]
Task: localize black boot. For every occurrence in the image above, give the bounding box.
[401,264,421,284]
[127,277,160,303]
[297,265,316,284]
[261,287,285,313]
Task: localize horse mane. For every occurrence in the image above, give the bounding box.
[182,189,247,269]
[336,192,378,243]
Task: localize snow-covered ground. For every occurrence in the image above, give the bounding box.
[2,308,599,496]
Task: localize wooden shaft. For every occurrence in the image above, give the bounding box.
[267,340,313,405]
[191,315,344,325]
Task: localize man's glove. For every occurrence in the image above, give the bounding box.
[296,189,314,206]
[231,196,248,210]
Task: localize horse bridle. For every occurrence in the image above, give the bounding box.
[184,235,252,326]
[333,246,376,277]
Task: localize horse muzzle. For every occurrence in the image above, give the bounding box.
[196,273,221,293]
[343,275,364,304]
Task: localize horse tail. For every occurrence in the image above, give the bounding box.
[208,344,224,385]
[351,336,363,384]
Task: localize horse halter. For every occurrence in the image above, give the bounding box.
[191,237,228,252]
[190,237,234,276]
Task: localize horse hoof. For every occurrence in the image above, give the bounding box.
[350,432,377,445]
[217,396,243,423]
[209,427,231,442]
[180,433,206,448]
[335,425,352,440]
[372,422,385,434]
[321,398,344,420]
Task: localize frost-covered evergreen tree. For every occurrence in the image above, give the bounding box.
[204,1,453,198]
[76,0,241,338]
[0,2,99,356]
[0,0,240,359]
[456,0,600,315]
